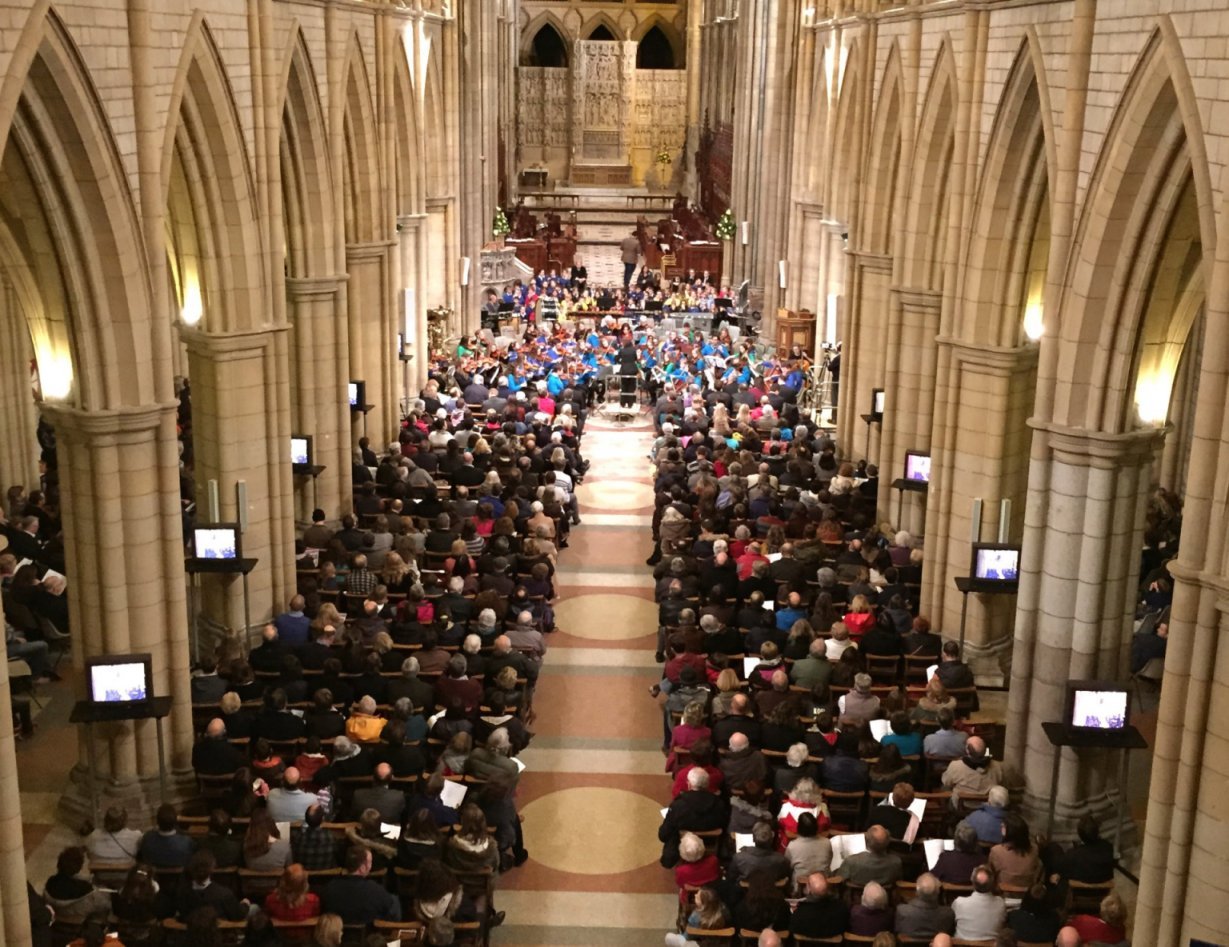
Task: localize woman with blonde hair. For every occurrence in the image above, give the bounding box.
[263,863,320,922]
[776,777,830,845]
[911,676,956,724]
[311,602,343,634]
[310,914,342,947]
[712,403,732,437]
[379,551,416,594]
[711,668,742,717]
[667,700,712,774]
[842,593,876,641]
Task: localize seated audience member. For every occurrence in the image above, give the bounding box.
[291,805,338,871]
[193,718,245,775]
[941,736,1002,800]
[345,809,398,872]
[923,707,968,758]
[344,696,387,743]
[1051,814,1116,884]
[266,767,321,824]
[733,870,792,933]
[175,850,249,921]
[719,731,768,793]
[839,673,880,725]
[932,822,985,886]
[902,615,943,657]
[866,781,920,842]
[1068,891,1128,945]
[251,688,306,742]
[821,728,870,792]
[790,872,849,940]
[952,865,1006,942]
[785,811,832,881]
[1006,884,1064,944]
[935,640,975,690]
[869,743,914,793]
[304,689,346,740]
[197,810,243,869]
[880,710,922,756]
[672,832,720,904]
[989,812,1042,889]
[191,658,228,704]
[665,887,729,945]
[966,784,1010,844]
[836,825,903,887]
[728,820,790,885]
[138,804,195,868]
[710,693,762,748]
[320,847,401,925]
[777,777,828,842]
[911,677,957,725]
[849,881,894,936]
[774,742,819,796]
[659,768,728,868]
[274,596,311,647]
[895,872,955,940]
[790,636,833,693]
[242,808,292,871]
[84,805,142,863]
[671,738,724,799]
[350,763,407,824]
[42,847,111,924]
[263,863,320,923]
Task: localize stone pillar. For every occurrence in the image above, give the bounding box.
[0,597,31,947]
[0,277,39,493]
[397,214,430,397]
[40,402,196,817]
[346,240,399,446]
[836,249,891,460]
[286,275,352,523]
[185,328,295,644]
[925,339,1037,655]
[1006,422,1164,831]
[876,287,941,522]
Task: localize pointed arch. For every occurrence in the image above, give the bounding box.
[805,47,830,201]
[632,17,685,69]
[829,38,861,226]
[423,46,448,201]
[582,13,624,43]
[900,39,957,290]
[278,26,334,279]
[519,12,572,67]
[862,43,904,255]
[960,34,1055,345]
[0,7,152,409]
[391,30,421,215]
[162,14,264,335]
[1057,20,1215,432]
[341,32,381,245]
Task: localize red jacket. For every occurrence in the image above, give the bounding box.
[674,855,721,903]
[843,611,876,640]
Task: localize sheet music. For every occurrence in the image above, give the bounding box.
[439,779,468,810]
[734,833,755,852]
[870,719,892,741]
[742,656,760,678]
[924,838,954,870]
[828,832,868,871]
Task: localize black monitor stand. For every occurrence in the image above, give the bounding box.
[953,575,1019,650]
[70,696,173,825]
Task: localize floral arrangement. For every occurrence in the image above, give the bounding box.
[716,207,736,241]
[655,146,672,166]
[492,206,510,238]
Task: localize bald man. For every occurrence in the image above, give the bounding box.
[941,734,1004,801]
[930,935,954,947]
[712,692,763,747]
[267,766,320,822]
[835,825,903,887]
[351,762,404,823]
[1055,928,1083,947]
[191,717,244,775]
[791,871,849,939]
[719,730,768,792]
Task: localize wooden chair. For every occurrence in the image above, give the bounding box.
[954,792,989,820]
[914,790,951,838]
[683,927,736,946]
[372,920,428,944]
[88,860,136,889]
[864,653,901,684]
[792,935,842,945]
[1067,878,1114,914]
[196,770,237,801]
[821,789,865,830]
[270,918,320,942]
[161,917,247,946]
[237,867,283,900]
[739,930,790,946]
[940,882,974,905]
[903,655,936,685]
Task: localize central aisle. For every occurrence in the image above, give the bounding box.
[493,405,677,944]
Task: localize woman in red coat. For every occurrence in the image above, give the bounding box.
[842,593,876,641]
[673,832,720,905]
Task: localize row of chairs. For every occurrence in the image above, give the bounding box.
[159,916,481,946]
[683,931,1052,946]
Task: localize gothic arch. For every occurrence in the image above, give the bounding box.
[278,28,334,279]
[960,34,1056,345]
[582,12,624,43]
[899,39,957,290]
[805,47,830,201]
[829,38,861,226]
[632,17,685,69]
[423,50,448,201]
[861,43,904,256]
[1056,21,1215,433]
[341,33,381,246]
[519,12,572,67]
[162,14,264,335]
[0,7,152,410]
[391,34,422,215]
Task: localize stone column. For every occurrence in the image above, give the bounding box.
[1006,422,1164,831]
[346,240,399,446]
[0,598,31,947]
[185,328,295,644]
[925,338,1037,657]
[0,277,39,493]
[836,249,891,460]
[40,402,196,818]
[876,287,941,521]
[286,275,352,522]
[398,214,430,396]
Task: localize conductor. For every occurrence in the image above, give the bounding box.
[617,340,640,409]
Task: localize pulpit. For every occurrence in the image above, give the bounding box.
[776,309,816,353]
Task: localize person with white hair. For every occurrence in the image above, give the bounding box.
[658,765,728,868]
[474,607,498,639]
[465,726,520,786]
[345,694,387,742]
[849,880,893,936]
[965,784,1011,843]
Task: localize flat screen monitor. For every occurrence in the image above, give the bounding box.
[348,380,365,409]
[904,450,931,483]
[193,523,240,560]
[971,543,1020,582]
[290,434,312,467]
[1066,680,1129,731]
[86,653,152,706]
[871,388,885,419]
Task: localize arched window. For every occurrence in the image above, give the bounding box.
[587,25,616,41]
[637,25,677,69]
[524,23,568,67]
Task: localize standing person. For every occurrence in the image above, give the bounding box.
[620,231,641,289]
